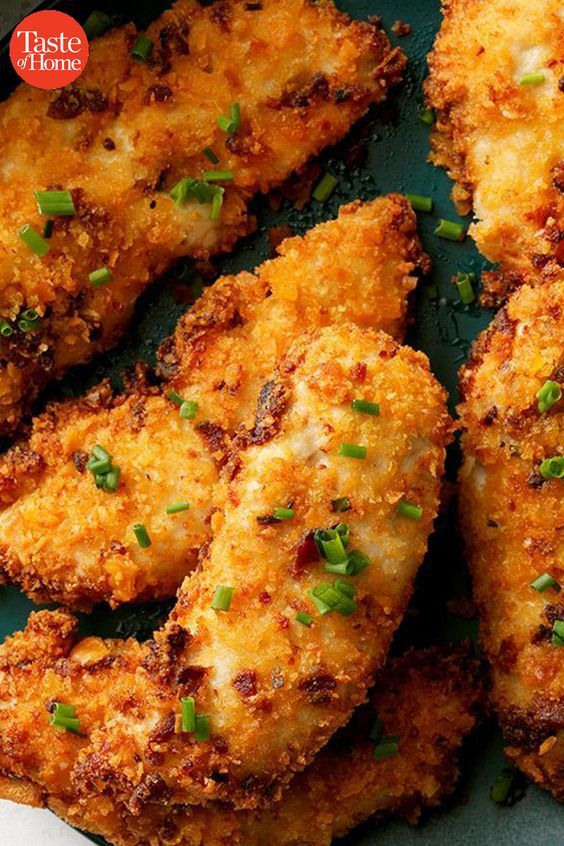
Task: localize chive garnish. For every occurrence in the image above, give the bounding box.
[84,10,115,39]
[312,172,338,203]
[295,611,313,627]
[169,177,224,220]
[537,380,561,414]
[211,585,234,612]
[352,398,380,416]
[194,714,211,742]
[0,320,13,337]
[315,527,348,565]
[181,696,196,732]
[419,107,434,126]
[490,767,527,805]
[133,523,152,548]
[180,400,198,420]
[530,573,561,594]
[19,224,50,257]
[35,190,75,217]
[552,620,564,647]
[273,506,294,521]
[131,35,153,62]
[89,267,113,287]
[203,170,233,182]
[87,445,120,492]
[434,219,466,241]
[396,499,423,520]
[331,496,351,513]
[217,103,240,133]
[166,501,190,515]
[406,194,433,213]
[50,703,81,734]
[539,456,564,480]
[168,390,184,406]
[204,147,219,164]
[374,735,399,760]
[338,443,367,460]
[519,72,545,86]
[18,308,42,332]
[309,581,357,617]
[455,272,476,304]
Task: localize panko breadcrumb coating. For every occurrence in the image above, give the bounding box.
[0,0,405,435]
[0,322,450,812]
[0,196,427,610]
[0,610,481,846]
[459,279,564,800]
[426,0,564,288]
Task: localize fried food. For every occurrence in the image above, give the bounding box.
[0,196,427,610]
[426,0,564,287]
[0,321,449,811]
[459,279,564,800]
[0,0,405,435]
[0,610,481,845]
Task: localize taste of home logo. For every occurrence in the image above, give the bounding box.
[10,10,89,90]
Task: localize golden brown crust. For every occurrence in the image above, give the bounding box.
[459,279,564,800]
[426,0,564,289]
[0,196,427,610]
[0,615,481,846]
[0,0,405,435]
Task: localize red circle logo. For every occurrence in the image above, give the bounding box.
[10,10,88,90]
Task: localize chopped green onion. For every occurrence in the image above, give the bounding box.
[194,714,211,741]
[419,107,434,126]
[87,455,112,475]
[309,581,357,617]
[373,735,399,760]
[519,72,545,86]
[166,501,190,515]
[170,178,224,221]
[84,10,115,39]
[396,499,423,520]
[19,224,50,258]
[43,220,54,239]
[181,696,196,732]
[230,103,241,132]
[530,572,561,594]
[552,620,564,647]
[89,267,113,287]
[434,219,466,241]
[406,194,433,213]
[168,390,184,406]
[180,400,199,420]
[211,585,234,612]
[131,35,153,62]
[91,445,110,461]
[539,456,564,480]
[203,170,233,182]
[331,496,351,513]
[133,523,152,548]
[295,611,313,627]
[18,308,43,332]
[0,320,13,337]
[315,527,348,565]
[50,703,81,734]
[338,443,367,460]
[102,466,121,492]
[345,549,371,576]
[203,147,219,164]
[210,188,224,221]
[217,103,241,134]
[352,398,380,416]
[537,380,561,414]
[455,272,476,304]
[369,717,384,743]
[490,767,527,805]
[273,506,294,521]
[35,190,75,217]
[312,172,338,203]
[333,579,356,598]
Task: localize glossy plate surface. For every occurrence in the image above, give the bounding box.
[0,2,561,844]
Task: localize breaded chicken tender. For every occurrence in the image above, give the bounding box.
[0,196,427,609]
[0,0,405,435]
[0,610,481,845]
[459,279,564,800]
[0,322,449,812]
[426,0,564,287]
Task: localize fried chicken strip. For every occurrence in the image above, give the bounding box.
[0,610,481,845]
[0,322,450,811]
[459,279,564,800]
[0,196,427,609]
[426,0,564,287]
[0,0,405,435]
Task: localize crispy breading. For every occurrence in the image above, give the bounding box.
[0,323,450,811]
[459,279,564,800]
[0,0,405,435]
[426,0,564,287]
[0,196,427,610]
[0,611,481,845]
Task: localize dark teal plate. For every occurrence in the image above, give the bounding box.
[0,2,561,844]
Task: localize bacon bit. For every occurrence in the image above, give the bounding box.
[259,591,271,604]
[350,361,367,382]
[291,531,318,577]
[298,672,337,704]
[232,670,258,698]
